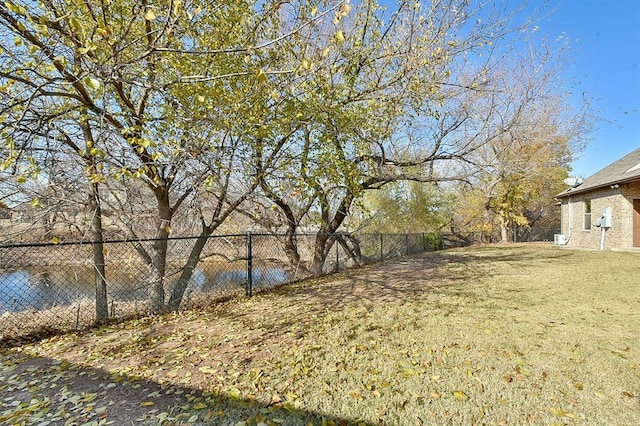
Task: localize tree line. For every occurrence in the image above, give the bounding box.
[0,0,590,317]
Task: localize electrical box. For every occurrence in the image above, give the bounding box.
[601,207,612,228]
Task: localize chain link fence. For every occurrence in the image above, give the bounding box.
[0,232,449,343]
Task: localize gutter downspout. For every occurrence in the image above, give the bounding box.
[566,196,573,244]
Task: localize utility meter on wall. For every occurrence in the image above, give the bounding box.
[601,207,612,228]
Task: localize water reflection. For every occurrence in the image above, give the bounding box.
[0,270,71,312]
[0,265,288,313]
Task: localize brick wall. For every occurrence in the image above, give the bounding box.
[559,181,640,249]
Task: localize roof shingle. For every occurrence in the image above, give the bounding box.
[557,147,640,197]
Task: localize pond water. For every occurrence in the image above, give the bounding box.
[0,265,288,313]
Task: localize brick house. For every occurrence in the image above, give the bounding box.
[556,147,640,250]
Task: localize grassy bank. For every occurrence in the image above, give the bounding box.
[1,244,639,425]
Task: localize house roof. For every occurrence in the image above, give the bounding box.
[557,146,640,198]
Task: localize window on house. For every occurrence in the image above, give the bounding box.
[584,199,591,230]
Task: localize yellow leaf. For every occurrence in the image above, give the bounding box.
[140,401,155,407]
[594,391,608,400]
[4,2,20,14]
[256,69,268,83]
[453,390,468,401]
[401,368,416,378]
[69,17,83,38]
[144,8,156,20]
[334,30,345,42]
[430,390,441,399]
[30,197,41,208]
[51,236,60,244]
[269,393,282,404]
[84,76,101,90]
[550,408,575,418]
[97,26,111,37]
[53,55,67,66]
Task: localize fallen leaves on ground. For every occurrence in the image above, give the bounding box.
[2,245,640,424]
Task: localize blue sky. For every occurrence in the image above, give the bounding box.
[545,0,640,177]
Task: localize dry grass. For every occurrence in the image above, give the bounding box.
[1,244,639,425]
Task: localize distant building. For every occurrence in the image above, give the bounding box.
[555,147,640,250]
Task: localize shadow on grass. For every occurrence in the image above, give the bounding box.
[2,254,470,425]
[213,245,571,331]
[0,350,374,425]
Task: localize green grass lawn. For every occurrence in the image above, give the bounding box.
[1,244,639,425]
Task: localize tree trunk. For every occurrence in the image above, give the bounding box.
[499,217,509,243]
[149,234,170,314]
[282,222,307,272]
[167,228,212,311]
[149,192,172,314]
[310,233,331,275]
[89,182,108,321]
[310,192,355,274]
[338,235,363,266]
[80,119,108,321]
[149,256,166,313]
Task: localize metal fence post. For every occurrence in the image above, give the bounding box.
[246,231,253,297]
[422,232,426,252]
